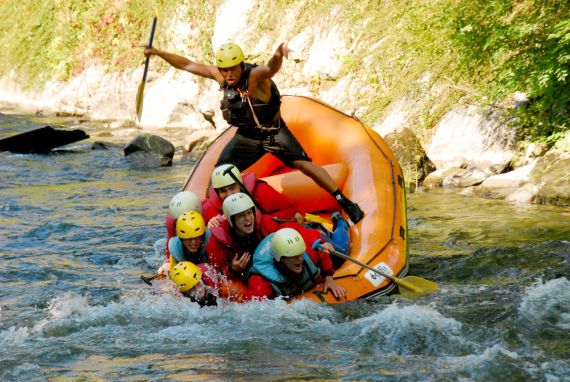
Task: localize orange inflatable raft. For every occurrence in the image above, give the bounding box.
[182,95,409,304]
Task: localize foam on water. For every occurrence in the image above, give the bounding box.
[347,302,475,356]
[0,326,31,345]
[519,277,570,331]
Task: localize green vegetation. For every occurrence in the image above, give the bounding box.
[446,1,569,143]
[1,0,568,146]
[0,0,218,84]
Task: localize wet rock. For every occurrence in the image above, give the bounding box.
[528,150,570,206]
[488,161,513,175]
[422,167,465,189]
[124,133,175,166]
[384,127,435,191]
[0,126,89,153]
[183,130,220,161]
[442,166,491,188]
[506,183,540,204]
[92,141,109,150]
[473,163,535,199]
[92,141,123,150]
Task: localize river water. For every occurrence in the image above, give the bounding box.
[1,112,569,381]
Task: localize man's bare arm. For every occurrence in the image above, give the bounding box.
[248,43,290,96]
[144,47,223,82]
[251,43,290,82]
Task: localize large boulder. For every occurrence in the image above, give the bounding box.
[183,130,220,161]
[422,167,465,189]
[528,150,570,206]
[124,133,175,166]
[383,127,435,191]
[0,125,88,153]
[442,166,491,188]
[427,105,516,169]
[473,163,535,199]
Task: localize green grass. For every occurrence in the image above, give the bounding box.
[0,0,219,86]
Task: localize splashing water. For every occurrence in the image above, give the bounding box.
[1,112,569,381]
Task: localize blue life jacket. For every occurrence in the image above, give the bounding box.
[168,229,211,264]
[248,233,320,298]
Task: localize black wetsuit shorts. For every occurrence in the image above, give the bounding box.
[216,124,312,171]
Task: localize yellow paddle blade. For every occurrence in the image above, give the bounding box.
[304,213,333,231]
[394,276,439,299]
[135,81,145,121]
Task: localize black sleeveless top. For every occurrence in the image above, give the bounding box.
[220,63,282,133]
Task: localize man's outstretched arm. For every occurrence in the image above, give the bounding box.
[144,46,222,82]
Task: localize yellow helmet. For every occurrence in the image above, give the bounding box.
[222,192,255,223]
[170,261,202,292]
[168,191,201,219]
[272,228,306,262]
[211,164,242,189]
[176,211,206,239]
[215,42,245,68]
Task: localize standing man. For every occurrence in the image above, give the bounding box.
[144,42,364,223]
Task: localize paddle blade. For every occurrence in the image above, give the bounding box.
[135,81,145,121]
[304,213,333,231]
[141,274,153,285]
[395,276,439,299]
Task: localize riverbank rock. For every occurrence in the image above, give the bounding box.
[528,150,570,206]
[183,130,220,161]
[427,105,516,169]
[124,133,175,166]
[512,142,548,168]
[505,183,540,204]
[422,168,465,189]
[473,163,535,199]
[442,166,491,188]
[0,125,89,153]
[383,127,435,191]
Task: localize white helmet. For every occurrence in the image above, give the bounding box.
[222,192,255,223]
[272,228,306,262]
[169,191,201,219]
[211,164,242,189]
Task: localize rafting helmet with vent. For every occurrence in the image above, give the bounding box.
[215,42,245,68]
[170,261,203,292]
[169,191,201,219]
[272,228,306,262]
[211,164,242,189]
[176,211,206,239]
[222,192,255,225]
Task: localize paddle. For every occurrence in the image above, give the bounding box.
[141,272,165,286]
[273,214,334,235]
[314,243,438,298]
[135,11,158,122]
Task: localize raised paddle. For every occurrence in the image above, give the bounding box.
[135,11,158,122]
[141,272,165,286]
[314,243,438,298]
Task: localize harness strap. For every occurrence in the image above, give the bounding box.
[241,90,280,133]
